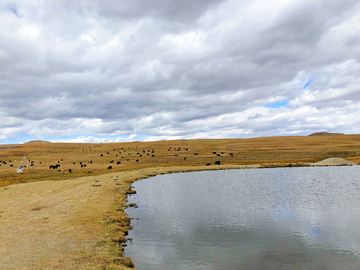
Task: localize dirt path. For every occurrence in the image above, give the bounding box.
[0,174,124,270]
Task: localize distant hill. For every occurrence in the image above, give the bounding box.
[24,140,51,144]
[308,132,345,136]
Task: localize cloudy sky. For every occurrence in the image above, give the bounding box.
[1,0,360,144]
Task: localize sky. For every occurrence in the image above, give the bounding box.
[1,0,360,144]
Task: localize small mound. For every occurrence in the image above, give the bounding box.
[25,140,51,144]
[308,132,344,136]
[311,158,356,166]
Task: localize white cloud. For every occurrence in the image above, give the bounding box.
[51,134,141,143]
[159,31,210,56]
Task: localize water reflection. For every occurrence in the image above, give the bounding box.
[125,166,360,269]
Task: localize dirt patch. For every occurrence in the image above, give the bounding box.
[309,158,357,166]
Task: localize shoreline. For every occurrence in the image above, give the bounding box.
[0,164,260,270]
[0,160,358,269]
[105,164,262,269]
[107,159,358,269]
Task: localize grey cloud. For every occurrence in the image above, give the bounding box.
[1,0,360,143]
[89,0,225,22]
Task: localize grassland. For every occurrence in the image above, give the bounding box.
[1,134,360,187]
[1,134,360,269]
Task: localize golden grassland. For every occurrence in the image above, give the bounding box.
[1,134,360,187]
[1,134,360,269]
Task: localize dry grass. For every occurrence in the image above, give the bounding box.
[1,134,360,269]
[1,135,360,187]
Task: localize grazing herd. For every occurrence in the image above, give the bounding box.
[98,148,158,169]
[0,145,234,174]
[98,146,233,169]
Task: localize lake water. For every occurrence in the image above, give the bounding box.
[125,166,360,269]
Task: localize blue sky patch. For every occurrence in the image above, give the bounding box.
[265,100,289,108]
[0,133,150,145]
[304,79,314,89]
[7,3,18,16]
[0,134,34,145]
[134,134,149,140]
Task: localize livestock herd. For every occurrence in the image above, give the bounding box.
[0,145,234,174]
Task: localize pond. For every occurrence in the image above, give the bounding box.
[125,166,360,269]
